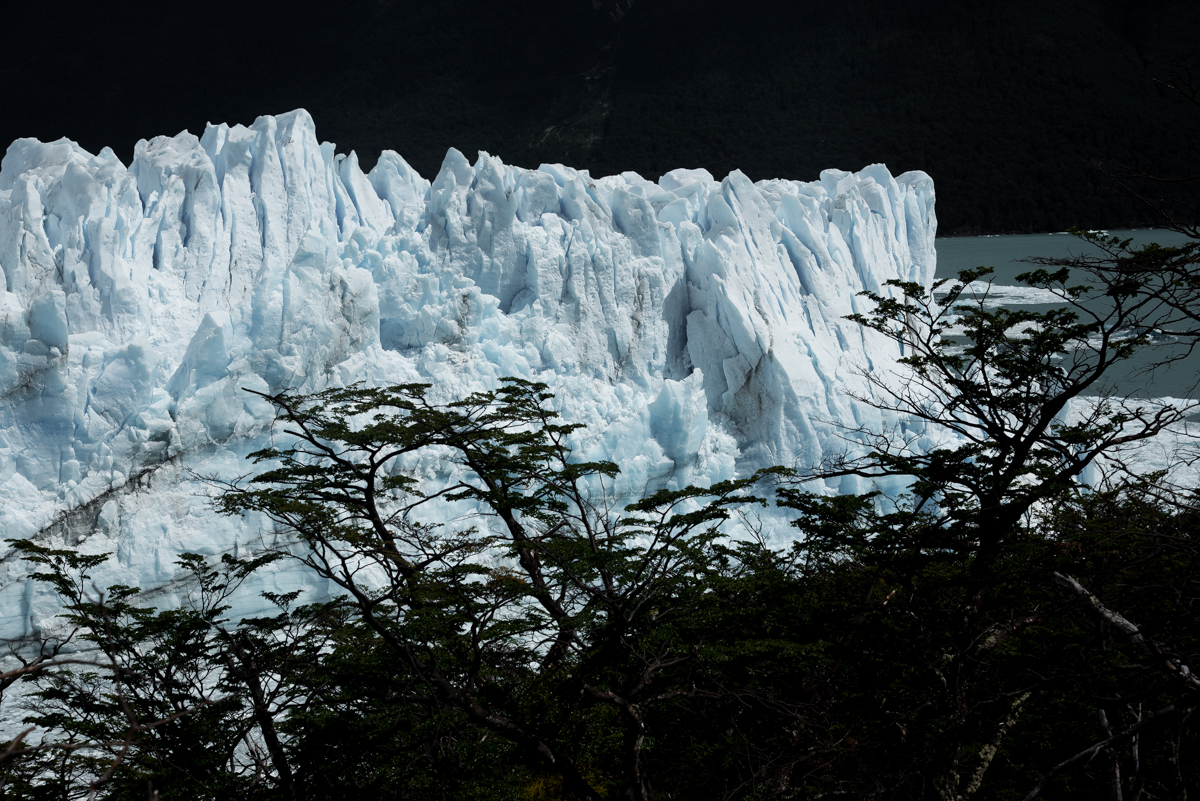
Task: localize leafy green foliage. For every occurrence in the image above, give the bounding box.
[4,235,1200,799]
[0,543,286,799]
[212,377,784,800]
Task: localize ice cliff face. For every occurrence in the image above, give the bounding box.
[0,109,935,638]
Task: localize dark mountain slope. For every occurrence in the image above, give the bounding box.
[2,0,1195,233]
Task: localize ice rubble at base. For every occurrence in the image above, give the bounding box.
[0,109,938,640]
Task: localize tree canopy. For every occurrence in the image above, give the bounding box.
[3,223,1200,798]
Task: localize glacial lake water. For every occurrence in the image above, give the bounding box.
[933,229,1200,400]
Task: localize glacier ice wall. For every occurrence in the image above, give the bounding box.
[0,109,935,638]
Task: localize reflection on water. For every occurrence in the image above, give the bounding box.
[933,230,1199,399]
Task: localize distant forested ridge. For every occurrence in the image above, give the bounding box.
[4,0,1196,235]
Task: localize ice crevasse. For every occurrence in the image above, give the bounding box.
[0,109,936,637]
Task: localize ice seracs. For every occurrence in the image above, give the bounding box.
[0,109,937,638]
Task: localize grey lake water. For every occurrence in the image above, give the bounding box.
[933,229,1200,400]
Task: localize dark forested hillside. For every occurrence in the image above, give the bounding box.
[3,0,1196,234]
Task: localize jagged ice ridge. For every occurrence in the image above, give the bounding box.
[0,109,937,639]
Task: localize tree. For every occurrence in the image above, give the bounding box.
[0,379,826,800]
[6,218,1200,799]
[213,378,779,801]
[768,244,1199,797]
[0,542,289,800]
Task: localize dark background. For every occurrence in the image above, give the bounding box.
[4,0,1197,235]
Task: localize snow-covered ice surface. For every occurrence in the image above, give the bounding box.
[0,109,938,639]
[935,281,1065,306]
[1071,397,1200,491]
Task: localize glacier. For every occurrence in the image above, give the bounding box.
[0,109,936,640]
